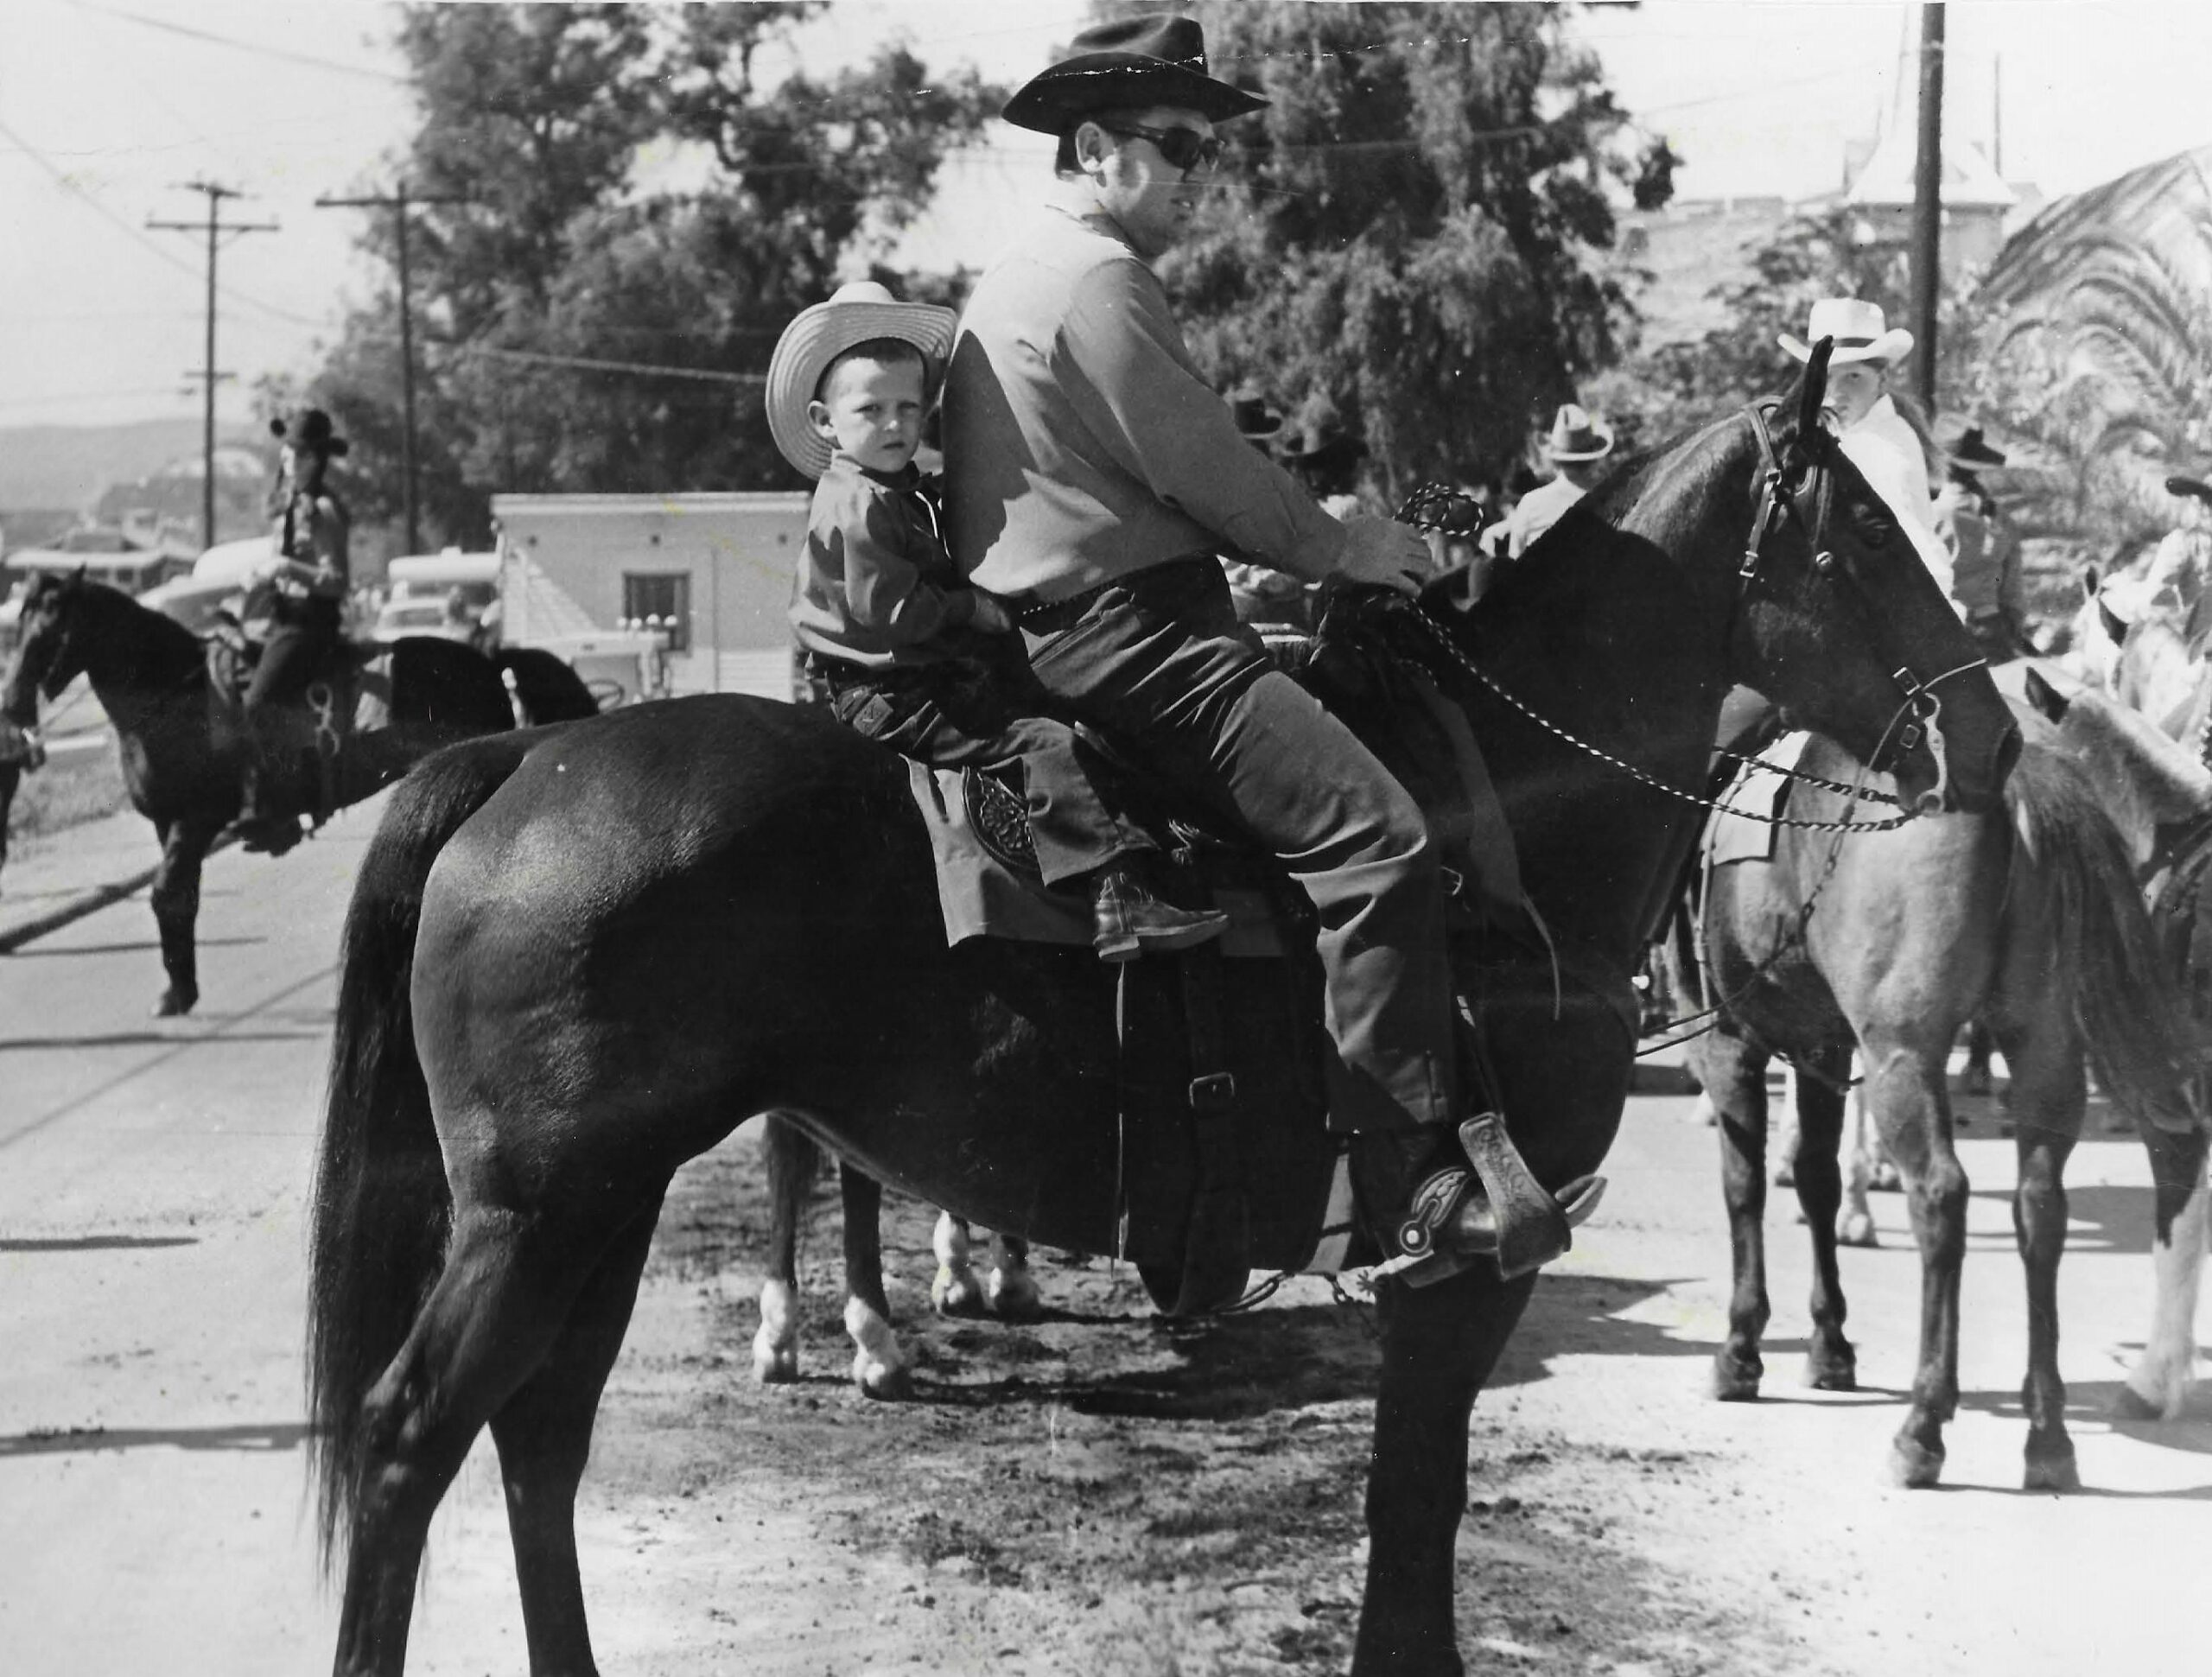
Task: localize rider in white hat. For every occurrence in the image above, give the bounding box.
[1778,298,1956,602]
[1493,403,1614,560]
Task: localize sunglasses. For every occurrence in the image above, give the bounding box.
[1097,121,1226,175]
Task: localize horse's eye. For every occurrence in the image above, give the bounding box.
[1854,509,1895,549]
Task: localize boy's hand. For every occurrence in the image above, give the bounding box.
[969,593,1015,633]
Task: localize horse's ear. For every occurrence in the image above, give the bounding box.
[68,564,86,588]
[2022,664,2070,724]
[2080,563,2100,600]
[2098,594,2128,645]
[1793,338,1834,446]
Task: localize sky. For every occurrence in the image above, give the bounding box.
[3,0,2209,438]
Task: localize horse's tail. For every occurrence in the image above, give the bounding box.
[305,727,549,1569]
[2003,746,2200,1133]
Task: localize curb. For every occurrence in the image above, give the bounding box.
[0,835,237,956]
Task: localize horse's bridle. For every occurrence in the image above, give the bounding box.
[1737,401,1985,808]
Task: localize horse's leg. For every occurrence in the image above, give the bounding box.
[489,1195,663,1675]
[1771,1064,1799,1189]
[1961,1021,1996,1097]
[753,1115,810,1385]
[1839,1073,1881,1247]
[1353,1267,1535,1677]
[985,1230,1041,1320]
[1861,1034,1967,1489]
[1791,1043,1857,1391]
[931,1212,988,1318]
[334,1200,639,1677]
[1997,1020,2084,1491]
[2118,1124,2210,1420]
[836,1161,912,1400]
[149,816,218,1017]
[1701,1032,1774,1401]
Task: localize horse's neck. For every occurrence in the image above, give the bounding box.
[80,594,205,718]
[1459,424,1750,962]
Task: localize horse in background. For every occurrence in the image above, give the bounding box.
[2019,670,2212,1420]
[1675,722,2197,1490]
[0,571,600,1014]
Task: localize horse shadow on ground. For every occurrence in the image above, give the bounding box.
[1960,1182,2168,1257]
[0,1234,198,1253]
[0,1420,309,1458]
[0,1030,326,1052]
[4,937,264,959]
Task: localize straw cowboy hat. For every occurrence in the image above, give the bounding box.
[1940,422,2009,469]
[1001,14,1268,134]
[1543,403,1613,463]
[1226,383,1284,444]
[765,280,956,480]
[1777,298,1915,367]
[270,407,348,458]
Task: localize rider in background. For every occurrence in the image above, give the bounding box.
[944,14,1575,1281]
[1779,298,1957,602]
[234,407,351,855]
[772,280,1225,962]
[1495,403,1614,560]
[1932,422,2027,660]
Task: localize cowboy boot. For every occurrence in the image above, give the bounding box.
[1349,1115,1605,1287]
[232,756,302,857]
[1090,857,1230,962]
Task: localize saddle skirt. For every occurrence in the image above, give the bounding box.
[1703,731,1812,868]
[205,619,396,822]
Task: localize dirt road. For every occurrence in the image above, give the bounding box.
[0,804,2204,1675]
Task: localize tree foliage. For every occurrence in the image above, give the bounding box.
[288,3,996,554]
[1152,1,1674,497]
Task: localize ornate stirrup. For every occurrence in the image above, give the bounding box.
[1377,1113,1607,1286]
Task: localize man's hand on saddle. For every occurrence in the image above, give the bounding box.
[1335,515,1432,596]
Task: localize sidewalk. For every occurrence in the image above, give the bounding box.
[0,805,174,951]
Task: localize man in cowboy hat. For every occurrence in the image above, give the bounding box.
[1778,297,1956,600]
[233,406,353,854]
[1496,403,1613,560]
[773,279,1225,961]
[944,14,1589,1282]
[1932,421,2026,659]
[1276,398,1368,518]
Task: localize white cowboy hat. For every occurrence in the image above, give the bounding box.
[1777,297,1914,367]
[1544,403,1613,462]
[765,281,957,480]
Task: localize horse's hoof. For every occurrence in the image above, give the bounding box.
[931,1266,987,1318]
[2109,1382,2166,1421]
[151,988,196,1019]
[1888,1437,1945,1489]
[1711,1354,1763,1402]
[854,1355,912,1401]
[1839,1212,1878,1248]
[2023,1451,2082,1493]
[985,1267,1043,1322]
[1803,1353,1858,1393]
[751,1333,798,1386]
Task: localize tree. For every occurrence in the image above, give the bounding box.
[1146,2,1675,496]
[292,3,997,551]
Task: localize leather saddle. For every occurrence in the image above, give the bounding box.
[205,613,391,823]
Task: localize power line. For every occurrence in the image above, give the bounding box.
[58,0,408,84]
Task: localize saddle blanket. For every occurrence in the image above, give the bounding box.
[1704,731,1811,868]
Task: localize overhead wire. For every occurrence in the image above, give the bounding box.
[56,0,410,85]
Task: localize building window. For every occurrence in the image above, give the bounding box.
[622,571,691,652]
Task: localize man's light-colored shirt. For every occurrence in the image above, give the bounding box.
[1503,473,1587,558]
[1932,480,2022,623]
[1834,393,1954,603]
[944,206,1345,600]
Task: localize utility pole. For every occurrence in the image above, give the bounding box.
[147,181,277,550]
[317,183,466,555]
[1910,3,1947,412]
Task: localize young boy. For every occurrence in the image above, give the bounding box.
[770,280,1224,961]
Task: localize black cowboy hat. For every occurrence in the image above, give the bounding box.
[1002,14,1268,135]
[1226,383,1283,443]
[1941,422,2008,468]
[1278,403,1367,471]
[2167,473,2212,506]
[270,407,349,457]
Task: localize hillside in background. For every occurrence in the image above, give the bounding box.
[0,418,257,515]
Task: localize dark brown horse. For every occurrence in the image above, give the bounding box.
[304,360,2020,1676]
[1678,715,2201,1491]
[0,571,598,1014]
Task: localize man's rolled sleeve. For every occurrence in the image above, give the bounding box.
[1055,261,1347,581]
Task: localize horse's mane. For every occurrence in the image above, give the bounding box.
[47,575,208,676]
